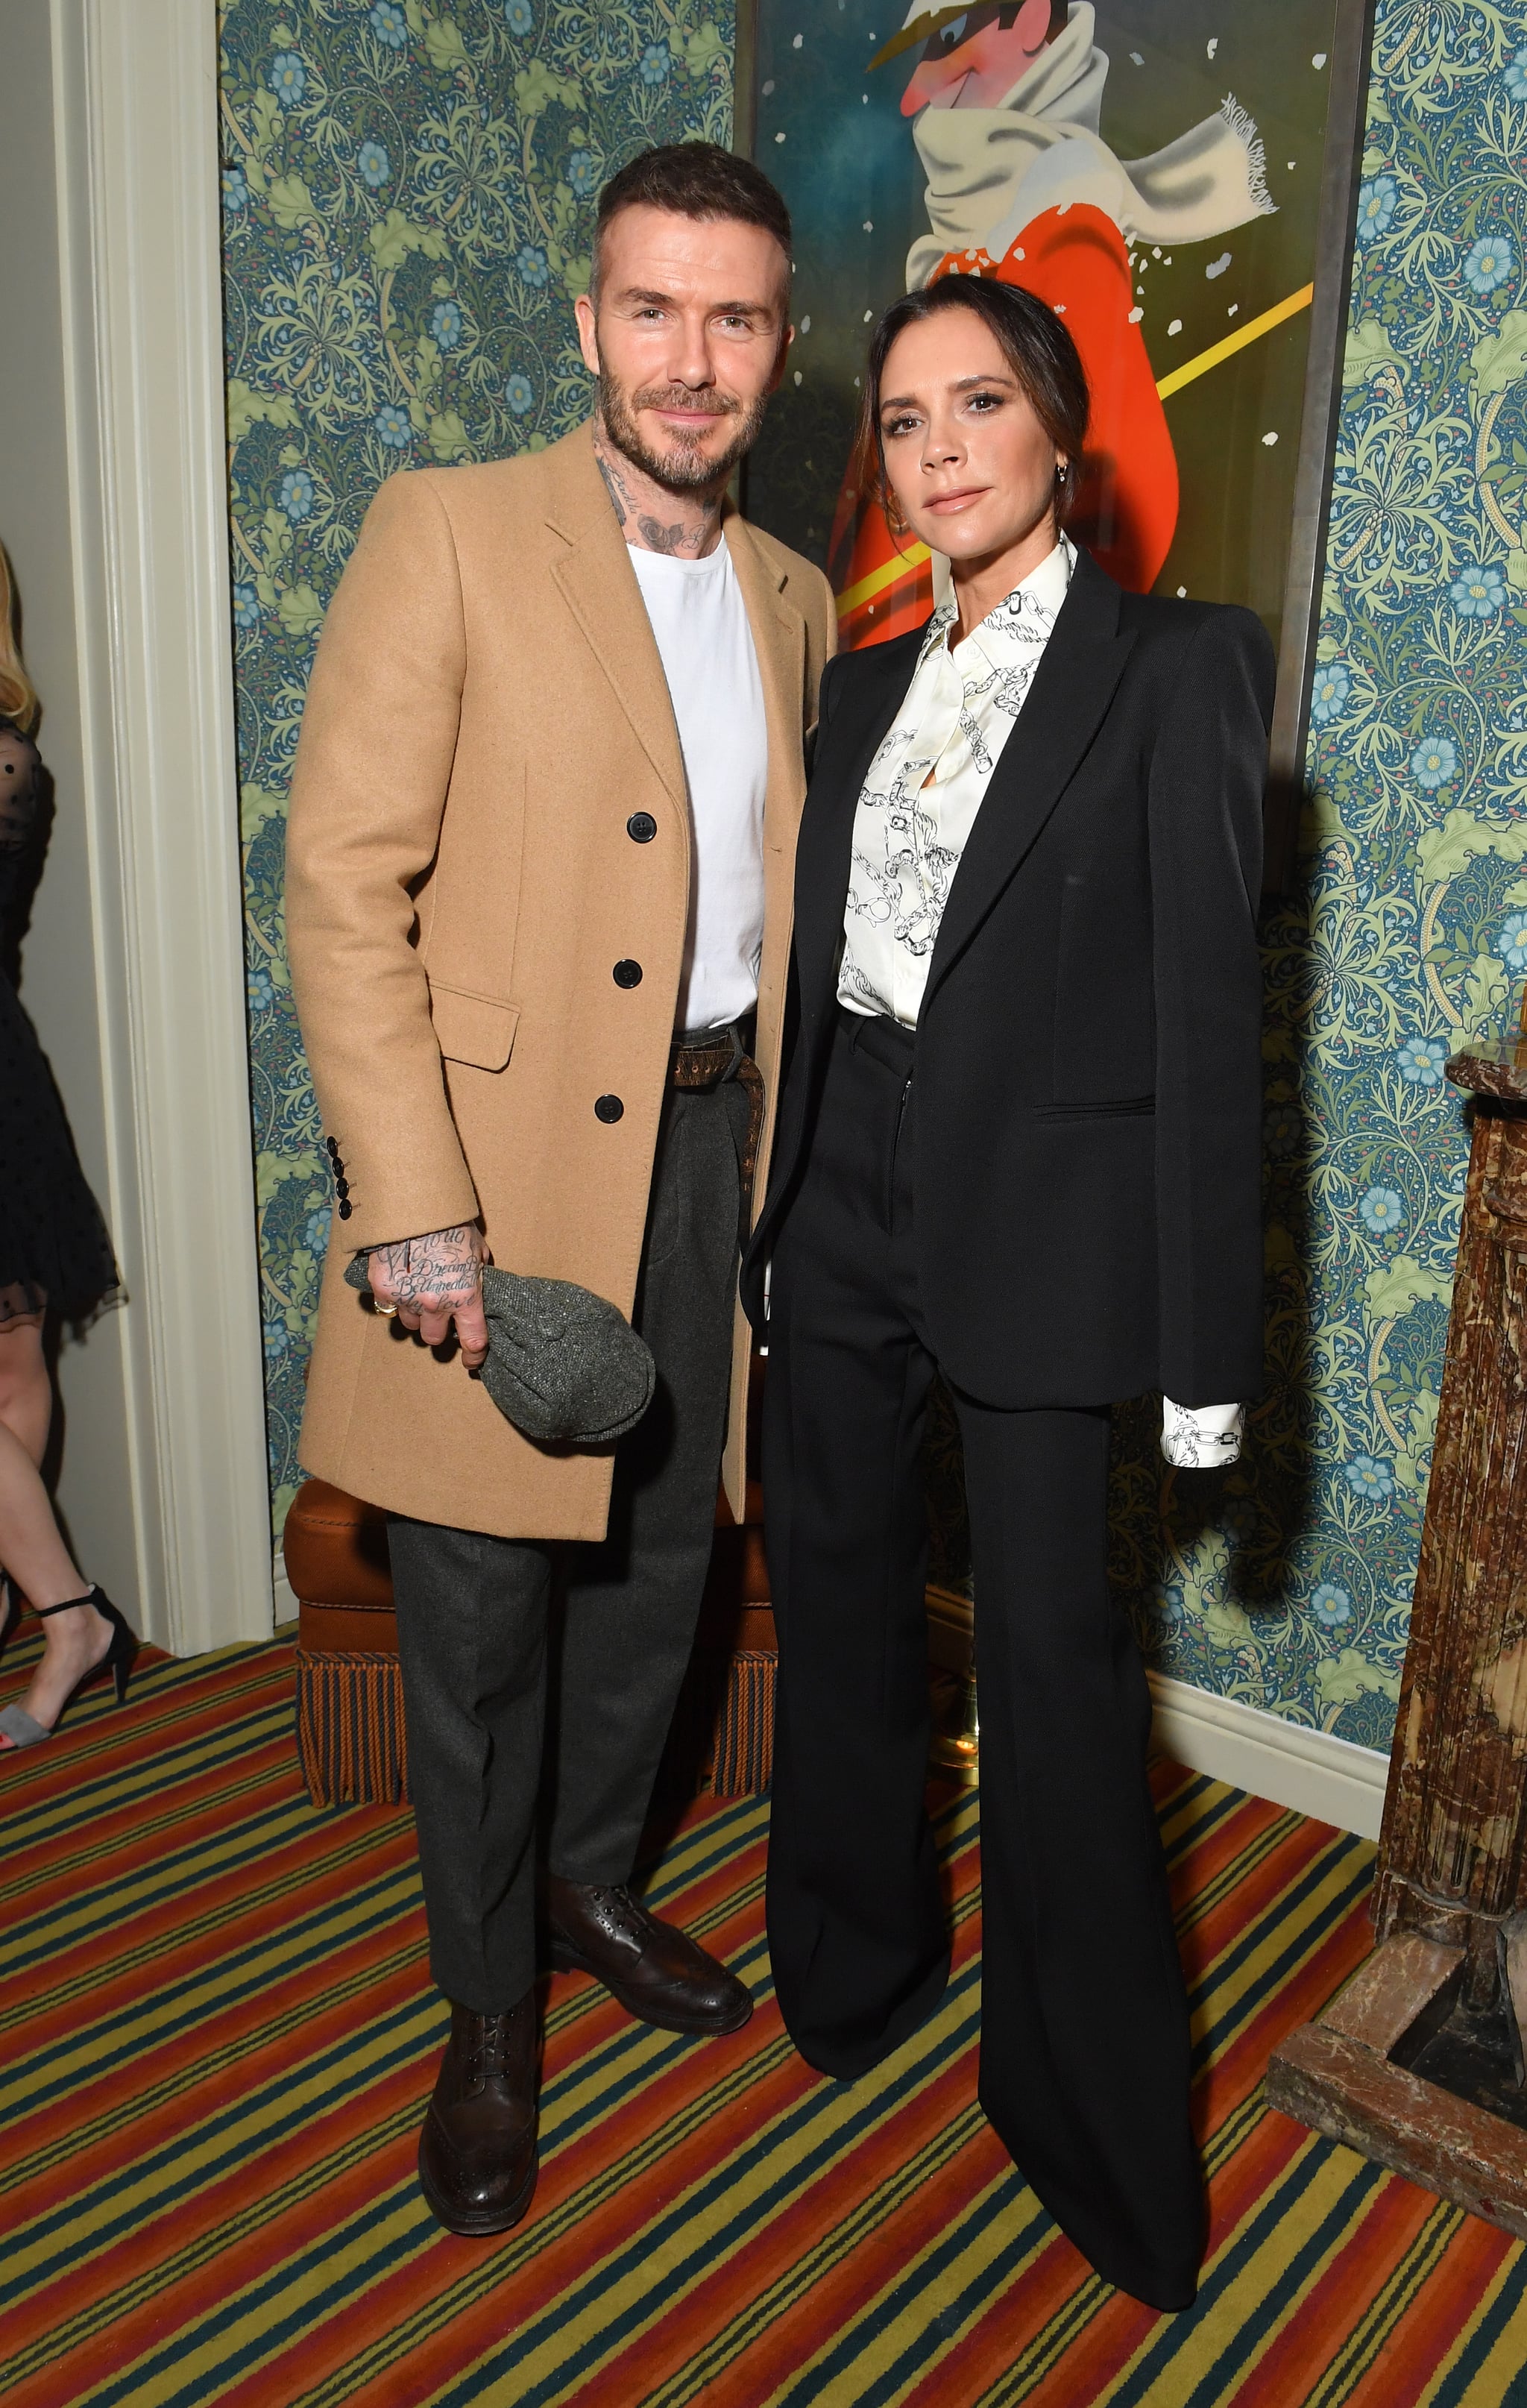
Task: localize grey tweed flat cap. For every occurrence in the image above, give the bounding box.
[344,1254,655,1446]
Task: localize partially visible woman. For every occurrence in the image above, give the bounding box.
[0,544,130,1750]
[743,278,1273,2310]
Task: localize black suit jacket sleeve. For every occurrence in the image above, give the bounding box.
[1148,606,1275,1406]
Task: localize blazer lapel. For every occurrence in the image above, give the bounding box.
[924,551,1134,1009]
[793,640,916,1024]
[546,427,686,808]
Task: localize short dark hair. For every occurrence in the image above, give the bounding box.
[861,274,1090,522]
[593,142,792,298]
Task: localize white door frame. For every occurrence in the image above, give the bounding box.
[48,0,273,1653]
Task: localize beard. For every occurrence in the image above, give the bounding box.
[596,362,769,494]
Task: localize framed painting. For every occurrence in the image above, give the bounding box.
[737,0,1376,881]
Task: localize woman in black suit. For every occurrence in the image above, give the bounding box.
[743,277,1273,2312]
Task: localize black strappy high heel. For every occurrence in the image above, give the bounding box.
[0,1585,137,1749]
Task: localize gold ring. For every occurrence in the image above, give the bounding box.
[374,1302,399,1318]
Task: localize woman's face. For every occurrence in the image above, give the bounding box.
[878,308,1062,569]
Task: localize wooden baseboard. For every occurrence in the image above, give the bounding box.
[1149,1672,1389,1840]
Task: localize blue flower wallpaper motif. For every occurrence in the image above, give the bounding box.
[222,0,1527,1752]
[1103,0,1527,1750]
[218,0,732,1538]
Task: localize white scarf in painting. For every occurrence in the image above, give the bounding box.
[906,1,1274,289]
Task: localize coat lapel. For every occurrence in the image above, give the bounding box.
[924,550,1134,1009]
[722,511,805,855]
[545,427,687,808]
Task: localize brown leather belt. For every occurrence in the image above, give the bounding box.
[670,1028,744,1089]
[669,1022,766,1236]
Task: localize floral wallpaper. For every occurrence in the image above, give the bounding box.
[218,0,731,1538]
[1105,0,1527,1749]
[224,0,1527,1752]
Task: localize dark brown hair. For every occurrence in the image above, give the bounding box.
[593,143,791,298]
[861,274,1089,525]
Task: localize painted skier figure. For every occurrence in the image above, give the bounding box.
[833,0,1274,644]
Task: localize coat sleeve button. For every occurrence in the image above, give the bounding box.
[613,960,643,988]
[594,1094,625,1123]
[626,812,657,843]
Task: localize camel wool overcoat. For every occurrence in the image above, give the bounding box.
[285,421,836,1541]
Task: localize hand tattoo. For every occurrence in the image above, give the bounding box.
[371,1225,482,1315]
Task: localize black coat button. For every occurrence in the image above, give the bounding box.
[325,1136,338,1157]
[337,1199,353,1220]
[626,812,657,843]
[334,1178,350,1199]
[613,960,643,988]
[594,1094,624,1123]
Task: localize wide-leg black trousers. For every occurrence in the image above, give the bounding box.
[389,1070,751,2016]
[762,1008,1202,2311]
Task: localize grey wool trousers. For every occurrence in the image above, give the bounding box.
[388,1070,752,2014]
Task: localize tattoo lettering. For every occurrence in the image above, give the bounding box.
[371,1225,482,1315]
[594,446,630,528]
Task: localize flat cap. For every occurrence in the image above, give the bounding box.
[344,1255,655,1446]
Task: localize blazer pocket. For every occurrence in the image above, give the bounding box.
[1033,1095,1155,1121]
[429,981,520,1072]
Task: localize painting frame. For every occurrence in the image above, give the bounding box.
[734,0,1378,892]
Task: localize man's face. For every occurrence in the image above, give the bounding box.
[574,205,791,493]
[901,0,1057,116]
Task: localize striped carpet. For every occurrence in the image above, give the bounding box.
[4,1632,1527,2407]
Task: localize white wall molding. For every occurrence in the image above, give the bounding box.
[48,0,272,1652]
[1150,1673,1389,1841]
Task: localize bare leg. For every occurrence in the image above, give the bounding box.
[0,1315,110,1739]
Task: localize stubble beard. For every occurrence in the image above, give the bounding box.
[596,363,769,498]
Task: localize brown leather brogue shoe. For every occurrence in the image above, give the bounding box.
[417,1996,539,2236]
[547,1876,753,2036]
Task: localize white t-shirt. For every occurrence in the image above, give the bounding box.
[629,541,769,1035]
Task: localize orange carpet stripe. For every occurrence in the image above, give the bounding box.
[6,1636,1527,2408]
[561,2056,997,2407]
[1342,2214,1517,2407]
[1232,2177,1451,2407]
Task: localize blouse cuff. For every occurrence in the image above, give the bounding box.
[1161,1398,1244,1468]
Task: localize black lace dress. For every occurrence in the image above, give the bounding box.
[0,720,117,1327]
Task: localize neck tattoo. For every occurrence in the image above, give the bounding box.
[593,429,723,559]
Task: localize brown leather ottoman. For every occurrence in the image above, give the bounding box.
[283,1478,406,1807]
[282,1463,780,1808]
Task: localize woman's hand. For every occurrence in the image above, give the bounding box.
[369,1225,489,1369]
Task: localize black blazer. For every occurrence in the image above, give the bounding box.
[743,547,1276,1411]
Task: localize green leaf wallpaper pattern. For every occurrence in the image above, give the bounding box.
[219,0,733,1537]
[1104,0,1527,1750]
[222,0,1527,1747]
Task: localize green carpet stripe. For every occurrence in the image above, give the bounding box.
[10,1634,1523,2408]
[0,1855,424,2072]
[0,1755,312,1912]
[772,2167,1053,2408]
[0,1788,350,1970]
[312,1978,987,2408]
[1107,2147,1387,2407]
[639,2104,995,2408]
[413,1988,992,2408]
[1,1940,432,2192]
[1173,1810,1306,1932]
[1429,2248,1527,2408]
[1302,2198,1467,2408]
[1186,1843,1375,2072]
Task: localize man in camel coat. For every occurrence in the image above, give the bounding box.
[285,144,834,2235]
